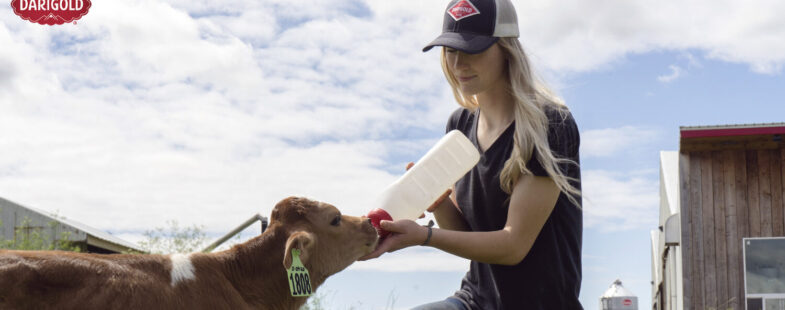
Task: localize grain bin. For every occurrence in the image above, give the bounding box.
[600,279,638,310]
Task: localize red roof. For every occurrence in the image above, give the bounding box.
[680,123,785,139]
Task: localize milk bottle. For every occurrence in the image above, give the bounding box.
[367,130,480,237]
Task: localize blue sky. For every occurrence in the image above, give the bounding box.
[2,1,785,309]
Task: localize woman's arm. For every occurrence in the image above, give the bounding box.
[360,174,560,265]
[433,174,560,265]
[430,187,470,231]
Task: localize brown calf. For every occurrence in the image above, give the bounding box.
[0,197,378,310]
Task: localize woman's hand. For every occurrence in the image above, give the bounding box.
[358,219,429,260]
[405,162,453,218]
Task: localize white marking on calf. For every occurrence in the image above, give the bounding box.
[170,253,196,287]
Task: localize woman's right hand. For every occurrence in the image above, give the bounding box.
[406,162,453,218]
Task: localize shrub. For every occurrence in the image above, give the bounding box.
[137,220,207,254]
[0,213,81,252]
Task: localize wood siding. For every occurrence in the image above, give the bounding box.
[681,147,785,310]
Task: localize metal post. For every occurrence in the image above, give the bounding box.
[201,213,269,253]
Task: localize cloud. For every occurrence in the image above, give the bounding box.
[516,0,785,75]
[581,126,660,157]
[574,126,662,232]
[582,169,659,231]
[657,65,684,83]
[0,120,398,232]
[680,52,702,69]
[0,0,451,235]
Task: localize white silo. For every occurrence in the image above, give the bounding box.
[600,279,638,310]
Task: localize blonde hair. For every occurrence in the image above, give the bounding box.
[440,37,582,208]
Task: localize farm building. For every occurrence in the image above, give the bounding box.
[651,123,785,310]
[0,197,145,253]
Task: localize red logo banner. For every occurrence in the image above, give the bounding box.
[447,0,480,21]
[11,0,91,25]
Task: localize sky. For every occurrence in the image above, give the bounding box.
[2,0,785,309]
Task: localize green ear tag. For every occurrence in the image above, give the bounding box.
[286,249,312,297]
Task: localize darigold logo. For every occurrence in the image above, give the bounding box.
[11,0,91,25]
[447,0,480,21]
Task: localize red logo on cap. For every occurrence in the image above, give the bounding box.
[447,0,480,21]
[11,0,91,25]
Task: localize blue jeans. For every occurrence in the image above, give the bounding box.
[411,297,468,310]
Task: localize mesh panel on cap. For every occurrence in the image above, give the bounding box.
[493,0,519,37]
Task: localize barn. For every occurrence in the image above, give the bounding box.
[651,123,785,310]
[0,197,145,253]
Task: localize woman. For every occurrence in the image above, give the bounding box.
[360,0,583,309]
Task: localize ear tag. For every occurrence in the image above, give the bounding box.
[286,249,312,297]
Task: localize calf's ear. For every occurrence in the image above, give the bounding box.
[283,231,316,269]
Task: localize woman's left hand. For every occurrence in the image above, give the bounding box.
[358,219,428,260]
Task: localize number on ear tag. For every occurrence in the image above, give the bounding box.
[286,249,312,297]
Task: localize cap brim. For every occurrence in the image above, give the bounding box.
[422,32,499,54]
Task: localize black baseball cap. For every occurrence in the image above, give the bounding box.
[423,0,519,54]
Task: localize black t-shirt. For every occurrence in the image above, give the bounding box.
[447,106,583,310]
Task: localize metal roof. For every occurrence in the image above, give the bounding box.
[601,279,637,298]
[680,122,785,131]
[680,122,785,138]
[0,197,145,253]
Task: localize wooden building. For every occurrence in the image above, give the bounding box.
[651,123,785,310]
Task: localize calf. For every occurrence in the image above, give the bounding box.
[0,196,378,310]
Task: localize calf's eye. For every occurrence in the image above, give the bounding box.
[330,216,341,226]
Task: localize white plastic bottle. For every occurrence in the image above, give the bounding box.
[367,130,480,237]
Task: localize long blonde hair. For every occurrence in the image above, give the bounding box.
[440,37,582,208]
